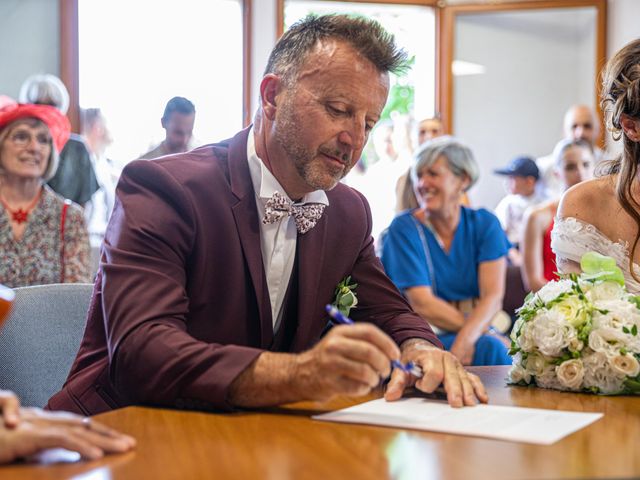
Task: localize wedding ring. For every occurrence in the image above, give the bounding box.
[82,417,92,429]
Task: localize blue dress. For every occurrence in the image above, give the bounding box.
[381,207,512,365]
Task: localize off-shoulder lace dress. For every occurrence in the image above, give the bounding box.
[551,216,640,294]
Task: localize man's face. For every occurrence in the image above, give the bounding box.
[162,112,195,153]
[564,107,597,144]
[273,40,389,194]
[417,119,443,146]
[506,175,536,196]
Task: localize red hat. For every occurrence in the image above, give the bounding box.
[0,101,70,152]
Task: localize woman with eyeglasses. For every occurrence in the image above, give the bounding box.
[0,99,90,287]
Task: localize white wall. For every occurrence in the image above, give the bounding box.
[453,8,597,209]
[605,0,640,156]
[0,0,59,99]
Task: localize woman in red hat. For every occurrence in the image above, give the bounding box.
[0,100,90,287]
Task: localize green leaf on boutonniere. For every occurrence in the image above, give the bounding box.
[333,276,358,317]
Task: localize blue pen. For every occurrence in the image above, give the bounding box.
[325,304,423,377]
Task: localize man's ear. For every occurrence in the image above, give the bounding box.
[260,74,281,121]
[621,114,640,142]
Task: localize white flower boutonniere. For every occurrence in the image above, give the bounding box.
[333,276,358,317]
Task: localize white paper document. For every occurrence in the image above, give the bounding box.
[313,397,603,445]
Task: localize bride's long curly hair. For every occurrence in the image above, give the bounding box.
[601,39,640,281]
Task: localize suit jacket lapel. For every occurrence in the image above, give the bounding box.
[228,127,274,348]
[292,209,328,351]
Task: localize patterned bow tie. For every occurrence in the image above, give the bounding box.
[262,191,326,234]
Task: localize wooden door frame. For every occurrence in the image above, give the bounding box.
[437,0,607,146]
[277,0,438,37]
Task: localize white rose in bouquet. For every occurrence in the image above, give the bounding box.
[556,359,584,390]
[610,353,640,377]
[509,252,640,395]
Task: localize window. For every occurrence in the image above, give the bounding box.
[78,0,244,164]
[285,1,436,127]
[283,1,436,240]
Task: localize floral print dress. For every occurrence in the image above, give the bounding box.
[0,185,91,287]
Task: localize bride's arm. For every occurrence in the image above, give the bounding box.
[555,257,582,275]
[554,181,599,276]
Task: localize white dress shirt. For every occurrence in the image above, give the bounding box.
[246,128,329,332]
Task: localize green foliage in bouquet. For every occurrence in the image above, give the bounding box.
[509,252,640,395]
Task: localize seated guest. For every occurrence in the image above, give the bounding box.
[395,120,445,214]
[139,96,196,159]
[381,137,511,366]
[48,15,487,415]
[0,287,134,464]
[537,105,603,199]
[396,122,469,214]
[416,116,444,147]
[520,139,594,292]
[493,156,547,265]
[19,74,99,206]
[0,390,135,464]
[0,101,90,287]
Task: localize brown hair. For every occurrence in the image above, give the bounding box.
[601,38,640,280]
[264,14,408,86]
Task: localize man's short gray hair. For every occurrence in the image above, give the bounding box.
[411,136,479,191]
[264,14,408,86]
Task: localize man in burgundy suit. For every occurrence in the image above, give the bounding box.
[49,14,487,415]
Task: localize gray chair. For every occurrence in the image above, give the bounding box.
[0,283,93,407]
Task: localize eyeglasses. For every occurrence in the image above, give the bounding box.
[8,130,52,148]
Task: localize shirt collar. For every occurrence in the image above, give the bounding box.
[247,127,329,206]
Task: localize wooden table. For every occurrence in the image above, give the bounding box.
[4,366,639,479]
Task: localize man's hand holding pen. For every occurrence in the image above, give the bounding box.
[324,305,488,407]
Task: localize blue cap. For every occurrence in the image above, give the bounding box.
[494,156,539,180]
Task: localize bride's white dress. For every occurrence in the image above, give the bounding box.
[551,216,640,294]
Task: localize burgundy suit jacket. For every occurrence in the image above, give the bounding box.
[48,128,440,415]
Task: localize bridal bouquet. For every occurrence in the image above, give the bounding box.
[509,252,640,394]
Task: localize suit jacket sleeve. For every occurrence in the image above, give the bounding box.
[346,189,442,349]
[101,159,263,411]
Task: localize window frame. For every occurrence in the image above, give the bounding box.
[278,0,607,146]
[438,0,607,147]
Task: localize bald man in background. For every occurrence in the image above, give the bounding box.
[537,105,602,199]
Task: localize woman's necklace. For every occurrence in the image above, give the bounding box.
[0,188,42,224]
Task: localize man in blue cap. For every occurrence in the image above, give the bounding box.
[493,156,547,265]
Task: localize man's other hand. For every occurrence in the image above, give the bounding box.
[384,340,488,407]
